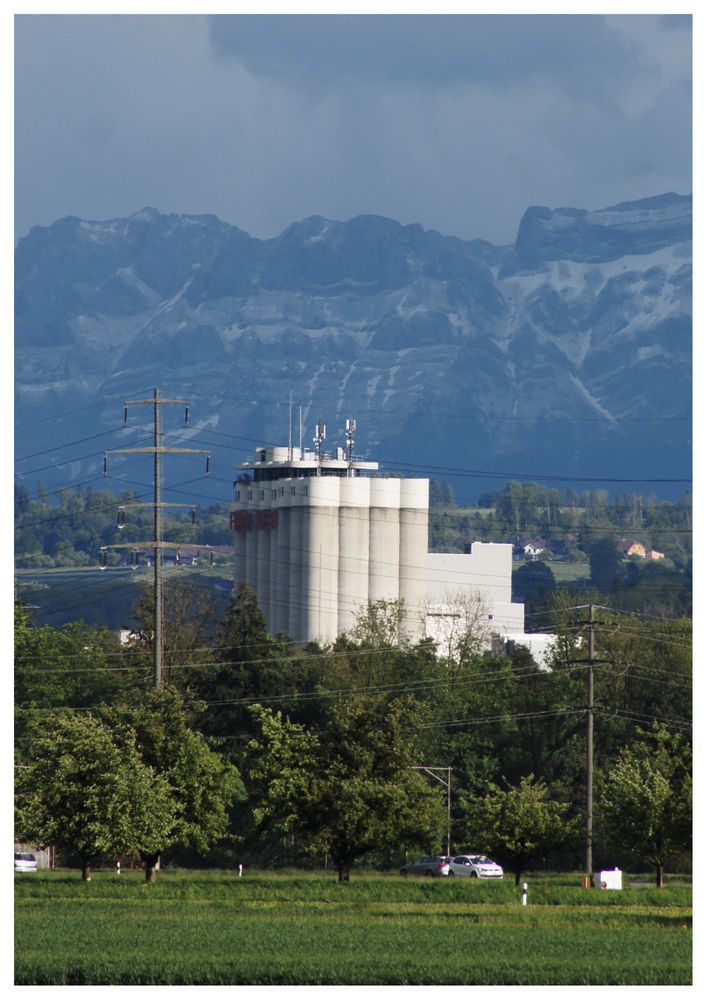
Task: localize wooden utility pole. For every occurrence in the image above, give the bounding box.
[585,603,595,878]
[568,603,610,883]
[102,388,211,686]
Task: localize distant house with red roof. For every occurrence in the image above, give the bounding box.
[617,540,646,558]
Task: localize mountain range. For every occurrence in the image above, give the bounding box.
[15,192,692,504]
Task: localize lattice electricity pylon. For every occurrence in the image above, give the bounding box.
[102,387,212,687]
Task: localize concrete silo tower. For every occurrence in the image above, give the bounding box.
[231,421,428,644]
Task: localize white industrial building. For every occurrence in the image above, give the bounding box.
[231,434,428,642]
[426,544,523,653]
[231,429,554,664]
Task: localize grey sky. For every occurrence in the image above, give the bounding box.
[14,12,692,246]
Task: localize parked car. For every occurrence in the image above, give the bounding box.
[399,856,450,877]
[445,854,503,878]
[14,852,38,873]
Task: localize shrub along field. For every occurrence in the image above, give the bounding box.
[15,871,692,985]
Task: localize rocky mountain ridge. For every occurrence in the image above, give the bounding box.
[15,193,691,502]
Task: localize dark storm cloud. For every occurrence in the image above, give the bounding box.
[207,14,642,103]
[13,13,692,247]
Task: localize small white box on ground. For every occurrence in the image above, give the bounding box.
[594,868,622,890]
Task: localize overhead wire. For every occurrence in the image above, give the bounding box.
[593,707,691,733]
[14,426,692,627]
[16,418,693,515]
[13,384,160,429]
[17,544,691,626]
[14,428,140,464]
[17,557,691,627]
[19,412,690,490]
[157,423,692,487]
[20,646,560,679]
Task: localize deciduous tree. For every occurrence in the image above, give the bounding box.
[588,537,625,590]
[461,774,579,885]
[245,695,446,881]
[100,686,243,881]
[15,714,176,880]
[599,725,691,888]
[14,603,143,747]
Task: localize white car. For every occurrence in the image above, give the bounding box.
[14,852,38,873]
[446,854,503,878]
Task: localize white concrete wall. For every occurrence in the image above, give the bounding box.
[502,631,556,670]
[427,543,513,607]
[232,488,247,590]
[232,470,429,645]
[287,492,305,640]
[302,478,341,643]
[425,542,526,655]
[369,478,401,602]
[257,487,272,625]
[271,503,290,636]
[338,477,371,637]
[233,478,551,661]
[399,478,429,641]
[242,484,257,595]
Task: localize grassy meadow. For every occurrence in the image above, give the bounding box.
[15,870,691,985]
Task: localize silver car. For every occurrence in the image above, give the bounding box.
[399,855,450,877]
[446,854,503,878]
[14,852,38,873]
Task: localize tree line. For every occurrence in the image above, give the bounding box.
[16,481,692,572]
[15,582,691,887]
[430,479,692,566]
[14,483,234,569]
[512,536,691,622]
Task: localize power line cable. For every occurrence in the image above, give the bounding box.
[14,428,141,464]
[13,385,160,428]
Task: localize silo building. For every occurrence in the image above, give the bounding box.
[230,424,429,645]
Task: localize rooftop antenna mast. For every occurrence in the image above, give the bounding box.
[288,391,293,462]
[314,419,326,474]
[101,387,213,687]
[345,418,356,476]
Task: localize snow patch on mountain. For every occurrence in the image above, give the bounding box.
[588,201,689,231]
[567,374,618,424]
[78,220,123,242]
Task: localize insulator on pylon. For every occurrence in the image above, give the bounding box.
[184,404,189,425]
[103,454,108,476]
[205,455,210,475]
[176,550,181,566]
[124,405,128,427]
[131,548,138,566]
[191,508,196,525]
[117,507,125,529]
[209,550,214,566]
[99,548,107,569]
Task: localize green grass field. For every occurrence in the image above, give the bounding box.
[550,560,591,583]
[510,559,591,584]
[15,871,691,985]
